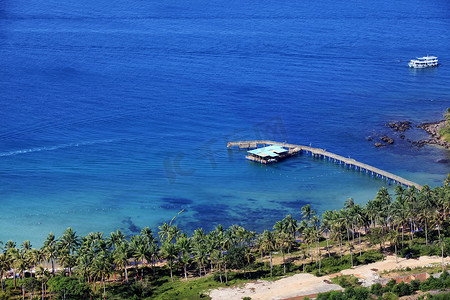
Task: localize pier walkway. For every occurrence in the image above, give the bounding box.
[227,140,422,189]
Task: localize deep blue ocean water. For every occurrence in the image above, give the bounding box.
[1,0,449,245]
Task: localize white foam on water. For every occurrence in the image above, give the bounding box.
[0,139,115,158]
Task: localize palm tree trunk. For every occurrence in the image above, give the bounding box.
[315,240,319,264]
[103,276,106,300]
[125,267,128,283]
[395,244,398,263]
[359,231,362,256]
[326,237,331,257]
[352,224,355,244]
[438,226,444,273]
[425,219,428,245]
[410,221,413,246]
[269,252,273,277]
[347,227,353,267]
[282,248,286,274]
[152,258,156,279]
[170,260,174,282]
[318,244,322,274]
[184,264,187,280]
[401,226,404,245]
[225,262,228,283]
[302,250,306,272]
[136,262,139,281]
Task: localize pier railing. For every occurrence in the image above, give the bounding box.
[227,140,422,190]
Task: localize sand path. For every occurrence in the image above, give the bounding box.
[209,255,449,300]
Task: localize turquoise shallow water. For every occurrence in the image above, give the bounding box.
[0,0,449,245]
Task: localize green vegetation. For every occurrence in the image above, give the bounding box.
[318,271,450,299]
[0,181,450,299]
[441,108,450,143]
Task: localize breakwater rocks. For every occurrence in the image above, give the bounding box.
[367,120,450,149]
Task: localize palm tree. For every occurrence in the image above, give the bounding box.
[59,227,80,254]
[373,187,392,231]
[388,230,400,263]
[133,239,150,281]
[419,185,436,245]
[261,230,275,277]
[148,242,159,279]
[351,204,367,256]
[0,253,11,292]
[59,248,77,277]
[329,210,344,260]
[160,241,179,282]
[42,233,58,276]
[158,223,180,243]
[36,265,50,300]
[344,198,355,210]
[321,210,334,257]
[301,204,315,222]
[107,230,126,250]
[176,235,191,280]
[193,242,208,277]
[273,221,290,274]
[282,214,298,255]
[341,209,354,267]
[140,227,154,242]
[91,251,112,299]
[4,240,16,252]
[404,186,419,244]
[129,235,147,280]
[113,242,131,283]
[211,249,224,282]
[391,190,410,246]
[76,252,93,283]
[20,240,32,253]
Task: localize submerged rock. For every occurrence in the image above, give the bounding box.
[381,136,394,144]
[374,143,386,147]
[386,121,412,132]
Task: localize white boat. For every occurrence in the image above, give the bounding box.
[408,55,438,68]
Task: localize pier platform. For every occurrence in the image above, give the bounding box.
[227,140,422,190]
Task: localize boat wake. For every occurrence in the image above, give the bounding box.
[0,139,115,158]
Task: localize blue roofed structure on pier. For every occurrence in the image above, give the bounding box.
[246,145,289,164]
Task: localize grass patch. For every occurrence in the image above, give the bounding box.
[439,127,450,143]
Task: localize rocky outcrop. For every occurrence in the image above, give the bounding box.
[386,121,412,132]
[369,119,450,150]
[381,136,394,145]
[416,120,450,149]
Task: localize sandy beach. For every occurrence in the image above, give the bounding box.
[209,255,450,300]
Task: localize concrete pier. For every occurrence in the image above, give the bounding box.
[227,140,422,189]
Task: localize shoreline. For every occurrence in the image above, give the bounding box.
[417,120,450,149]
[369,119,450,150]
